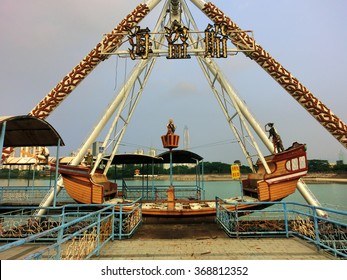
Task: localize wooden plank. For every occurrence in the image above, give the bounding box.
[92,185,103,204]
[269,181,297,201]
[257,181,270,201]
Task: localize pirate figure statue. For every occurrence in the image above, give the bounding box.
[265,123,284,153]
[166,118,176,135]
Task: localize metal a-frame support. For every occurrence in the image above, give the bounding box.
[35,0,326,216]
[89,1,172,175]
[78,0,324,215]
[78,0,272,177]
[179,0,271,173]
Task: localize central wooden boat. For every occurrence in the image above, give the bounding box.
[242,142,308,202]
[53,165,118,204]
[53,143,308,216]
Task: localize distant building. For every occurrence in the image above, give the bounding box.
[338,150,346,164]
[329,162,336,168]
[135,149,144,155]
[148,148,156,157]
[92,141,103,156]
[183,126,190,150]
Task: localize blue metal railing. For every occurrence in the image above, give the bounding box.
[0,186,75,205]
[122,180,202,201]
[215,197,347,259]
[0,198,142,259]
[124,185,201,200]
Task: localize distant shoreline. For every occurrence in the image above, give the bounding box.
[149,173,347,184]
[302,173,347,184]
[303,177,347,184]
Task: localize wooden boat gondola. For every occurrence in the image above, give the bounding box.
[52,164,118,204]
[53,143,308,217]
[242,142,308,202]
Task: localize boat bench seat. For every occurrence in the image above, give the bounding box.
[104,186,118,196]
[243,186,257,193]
[91,174,117,194]
[248,179,259,188]
[246,173,264,188]
[248,172,264,180]
[242,172,266,194]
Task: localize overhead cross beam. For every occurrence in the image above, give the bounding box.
[190,0,347,150]
[26,0,331,216]
[28,0,162,120]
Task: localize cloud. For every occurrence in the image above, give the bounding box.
[1,0,346,163]
[171,82,197,96]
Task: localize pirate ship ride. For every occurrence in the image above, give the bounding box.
[5,0,347,217]
[53,128,308,216]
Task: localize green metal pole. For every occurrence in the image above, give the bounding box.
[0,121,6,158]
[201,160,205,200]
[169,150,173,186]
[53,139,61,207]
[151,159,154,200]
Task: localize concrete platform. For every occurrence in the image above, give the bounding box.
[91,220,336,260]
[0,220,337,260]
[0,244,48,260]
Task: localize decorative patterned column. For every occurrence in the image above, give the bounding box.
[28,3,152,120]
[198,1,347,149]
[2,1,160,161]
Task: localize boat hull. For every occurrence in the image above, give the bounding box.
[51,164,118,204]
[52,143,308,217]
[242,143,308,201]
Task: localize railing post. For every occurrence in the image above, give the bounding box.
[96,211,101,256]
[61,206,66,225]
[119,205,123,240]
[313,206,320,247]
[235,204,239,238]
[56,220,64,260]
[111,206,115,241]
[31,166,35,203]
[283,202,289,238]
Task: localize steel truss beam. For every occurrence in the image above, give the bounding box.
[85,0,271,175]
[35,0,327,216]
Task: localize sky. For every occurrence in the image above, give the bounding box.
[1,0,347,165]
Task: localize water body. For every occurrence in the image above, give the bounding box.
[204,181,347,211]
[1,179,346,210]
[116,179,347,210]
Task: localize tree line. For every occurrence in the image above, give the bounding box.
[1,160,346,179]
[106,161,253,179]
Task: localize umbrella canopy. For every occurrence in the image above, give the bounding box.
[158,150,203,164]
[110,153,163,164]
[0,115,64,147]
